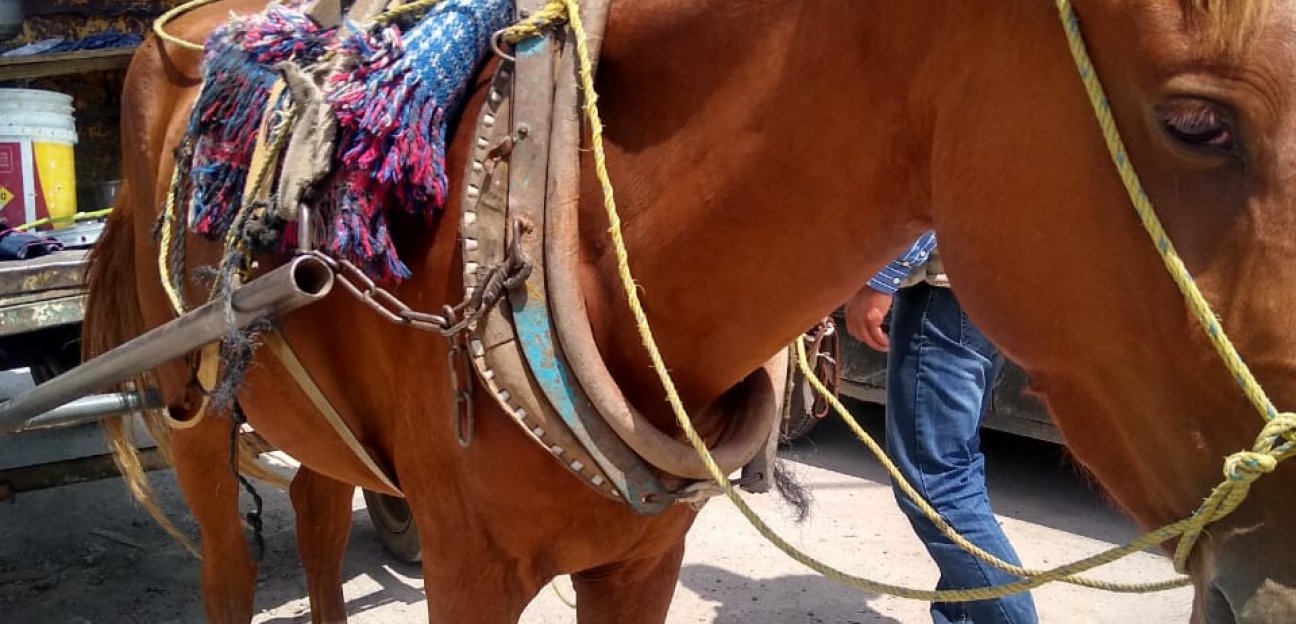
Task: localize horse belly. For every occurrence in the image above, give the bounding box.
[237,361,401,495]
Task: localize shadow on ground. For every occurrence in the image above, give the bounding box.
[679,564,901,624]
[780,400,1140,545]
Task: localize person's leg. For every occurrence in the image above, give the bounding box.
[884,283,1038,624]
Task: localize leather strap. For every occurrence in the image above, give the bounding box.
[503,0,671,514]
[262,330,403,495]
[460,57,630,504]
[541,1,781,481]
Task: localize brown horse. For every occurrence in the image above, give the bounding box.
[85,0,1296,622]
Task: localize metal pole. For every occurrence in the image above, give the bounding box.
[16,389,164,432]
[0,255,335,435]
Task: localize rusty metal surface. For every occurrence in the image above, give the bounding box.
[0,250,90,336]
[0,447,166,502]
[0,294,86,337]
[0,249,90,298]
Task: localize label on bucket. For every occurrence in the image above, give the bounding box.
[0,140,35,227]
[0,137,75,228]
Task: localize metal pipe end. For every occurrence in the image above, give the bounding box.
[288,254,334,300]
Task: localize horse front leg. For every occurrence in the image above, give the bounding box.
[170,413,259,624]
[289,465,355,623]
[406,500,537,623]
[571,539,689,624]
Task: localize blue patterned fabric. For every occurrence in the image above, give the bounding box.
[172,0,511,281]
[868,231,938,295]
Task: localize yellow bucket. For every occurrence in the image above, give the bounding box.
[0,89,78,230]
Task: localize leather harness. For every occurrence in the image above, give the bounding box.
[211,0,786,514]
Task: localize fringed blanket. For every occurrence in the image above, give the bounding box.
[171,0,511,281]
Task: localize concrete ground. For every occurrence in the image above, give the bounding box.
[0,369,1192,623]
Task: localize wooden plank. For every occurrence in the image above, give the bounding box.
[22,1,176,17]
[0,47,137,82]
[0,295,86,337]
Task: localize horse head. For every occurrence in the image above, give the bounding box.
[921,2,1296,620]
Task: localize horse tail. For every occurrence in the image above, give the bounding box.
[82,181,201,558]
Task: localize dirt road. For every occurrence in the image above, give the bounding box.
[0,377,1190,623]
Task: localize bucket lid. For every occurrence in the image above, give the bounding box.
[0,111,78,144]
[0,109,76,129]
[0,100,75,115]
[0,88,74,107]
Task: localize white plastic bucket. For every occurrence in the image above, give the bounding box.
[0,89,78,230]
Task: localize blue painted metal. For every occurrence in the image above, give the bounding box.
[517,35,547,58]
[511,285,671,514]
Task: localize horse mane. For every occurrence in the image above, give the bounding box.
[1180,0,1271,52]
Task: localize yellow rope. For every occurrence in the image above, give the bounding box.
[373,0,448,24]
[14,207,114,232]
[544,0,1293,601]
[158,162,189,315]
[554,0,1157,601]
[499,3,568,43]
[1053,0,1294,571]
[153,0,222,52]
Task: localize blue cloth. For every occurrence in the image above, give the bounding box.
[1,31,142,57]
[47,31,143,53]
[885,283,1039,624]
[0,225,63,260]
[868,231,937,294]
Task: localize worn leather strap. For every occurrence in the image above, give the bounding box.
[460,57,630,503]
[540,1,782,482]
[262,330,402,495]
[502,0,671,514]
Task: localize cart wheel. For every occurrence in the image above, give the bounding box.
[781,319,841,443]
[28,335,81,385]
[363,489,422,564]
[780,378,822,442]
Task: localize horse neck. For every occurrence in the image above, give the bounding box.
[576,0,943,417]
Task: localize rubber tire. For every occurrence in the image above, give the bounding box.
[362,489,422,564]
[780,376,823,442]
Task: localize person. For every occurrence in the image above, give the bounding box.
[843,232,1039,624]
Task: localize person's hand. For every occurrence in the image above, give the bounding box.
[844,285,893,352]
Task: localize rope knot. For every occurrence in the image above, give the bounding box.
[1223,450,1276,483]
[1262,411,1296,445]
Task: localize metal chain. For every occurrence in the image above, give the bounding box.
[300,242,530,337]
[295,229,531,449]
[447,334,476,447]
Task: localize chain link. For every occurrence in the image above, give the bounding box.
[300,247,530,337]
[447,334,476,447]
[296,245,529,449]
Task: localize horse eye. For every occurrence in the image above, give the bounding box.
[1158,99,1235,152]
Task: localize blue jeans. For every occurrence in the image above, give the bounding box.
[885,283,1039,624]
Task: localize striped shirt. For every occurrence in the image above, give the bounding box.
[867,231,937,295]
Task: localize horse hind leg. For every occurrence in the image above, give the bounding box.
[571,540,688,624]
[169,412,260,623]
[289,466,355,623]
